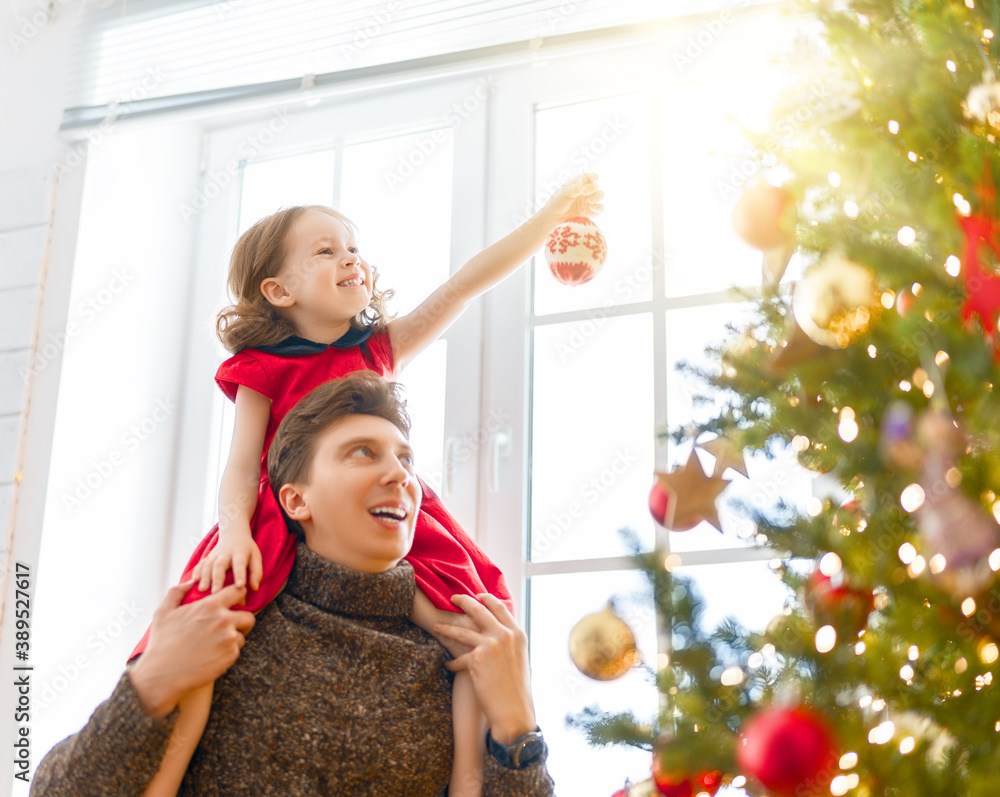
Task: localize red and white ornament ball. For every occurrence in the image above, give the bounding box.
[737,707,837,797]
[545,216,607,286]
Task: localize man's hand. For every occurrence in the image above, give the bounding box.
[129,581,255,719]
[433,594,537,745]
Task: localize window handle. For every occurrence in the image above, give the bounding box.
[487,428,512,493]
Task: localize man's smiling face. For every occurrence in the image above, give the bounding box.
[279,413,422,574]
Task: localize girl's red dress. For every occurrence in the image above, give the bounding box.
[129,328,511,660]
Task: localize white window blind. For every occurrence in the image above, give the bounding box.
[64,0,773,127]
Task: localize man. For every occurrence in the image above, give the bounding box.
[32,373,554,795]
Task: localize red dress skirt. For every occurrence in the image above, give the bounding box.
[129,329,511,660]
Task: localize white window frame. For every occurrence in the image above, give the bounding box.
[167,77,494,577]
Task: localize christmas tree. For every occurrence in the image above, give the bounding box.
[570,2,1000,795]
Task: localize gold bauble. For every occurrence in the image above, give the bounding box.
[792,253,878,348]
[568,603,641,681]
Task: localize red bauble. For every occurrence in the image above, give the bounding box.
[895,287,915,317]
[731,184,796,250]
[545,216,608,286]
[649,480,671,526]
[737,708,837,797]
[652,769,723,797]
[804,570,874,636]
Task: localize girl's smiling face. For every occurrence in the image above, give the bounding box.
[267,210,374,336]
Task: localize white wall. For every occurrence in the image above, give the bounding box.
[1,2,81,792]
[1,4,204,793]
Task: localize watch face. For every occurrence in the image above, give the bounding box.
[515,736,547,767]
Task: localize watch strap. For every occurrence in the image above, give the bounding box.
[486,727,547,769]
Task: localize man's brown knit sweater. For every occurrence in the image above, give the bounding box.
[31,544,556,796]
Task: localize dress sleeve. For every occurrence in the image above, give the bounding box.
[366,329,396,377]
[30,672,179,796]
[215,350,275,402]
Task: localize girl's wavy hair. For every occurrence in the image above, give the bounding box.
[216,205,395,353]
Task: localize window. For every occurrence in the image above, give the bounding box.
[475,16,811,794]
[51,8,809,794]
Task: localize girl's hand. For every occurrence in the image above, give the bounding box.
[541,173,604,225]
[193,534,263,594]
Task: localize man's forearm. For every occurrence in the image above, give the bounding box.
[31,672,178,796]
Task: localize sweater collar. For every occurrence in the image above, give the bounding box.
[285,543,415,619]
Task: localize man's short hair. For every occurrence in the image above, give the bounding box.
[268,372,411,539]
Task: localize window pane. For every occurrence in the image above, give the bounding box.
[662,69,781,298]
[530,569,659,797]
[675,560,791,635]
[238,148,337,233]
[531,314,654,562]
[397,339,447,492]
[340,130,454,480]
[340,130,454,315]
[533,92,652,316]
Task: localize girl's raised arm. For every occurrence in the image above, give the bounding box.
[193,384,272,594]
[388,173,603,372]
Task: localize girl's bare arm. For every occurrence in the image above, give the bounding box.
[194,385,271,593]
[387,174,603,371]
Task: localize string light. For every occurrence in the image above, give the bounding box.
[820,552,843,576]
[816,625,837,653]
[946,60,957,72]
[946,255,961,276]
[898,542,917,564]
[900,484,925,512]
[868,720,894,744]
[899,736,916,754]
[844,200,859,218]
[888,120,900,134]
[839,752,858,769]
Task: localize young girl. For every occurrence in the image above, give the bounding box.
[134,172,603,796]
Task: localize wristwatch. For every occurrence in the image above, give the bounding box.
[486,727,548,769]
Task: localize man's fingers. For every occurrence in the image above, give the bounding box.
[197,563,212,592]
[162,580,196,609]
[449,593,494,625]
[476,593,518,629]
[433,621,484,648]
[444,653,470,673]
[232,610,256,635]
[213,584,249,609]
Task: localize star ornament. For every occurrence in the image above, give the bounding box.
[652,452,730,532]
[697,436,749,479]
